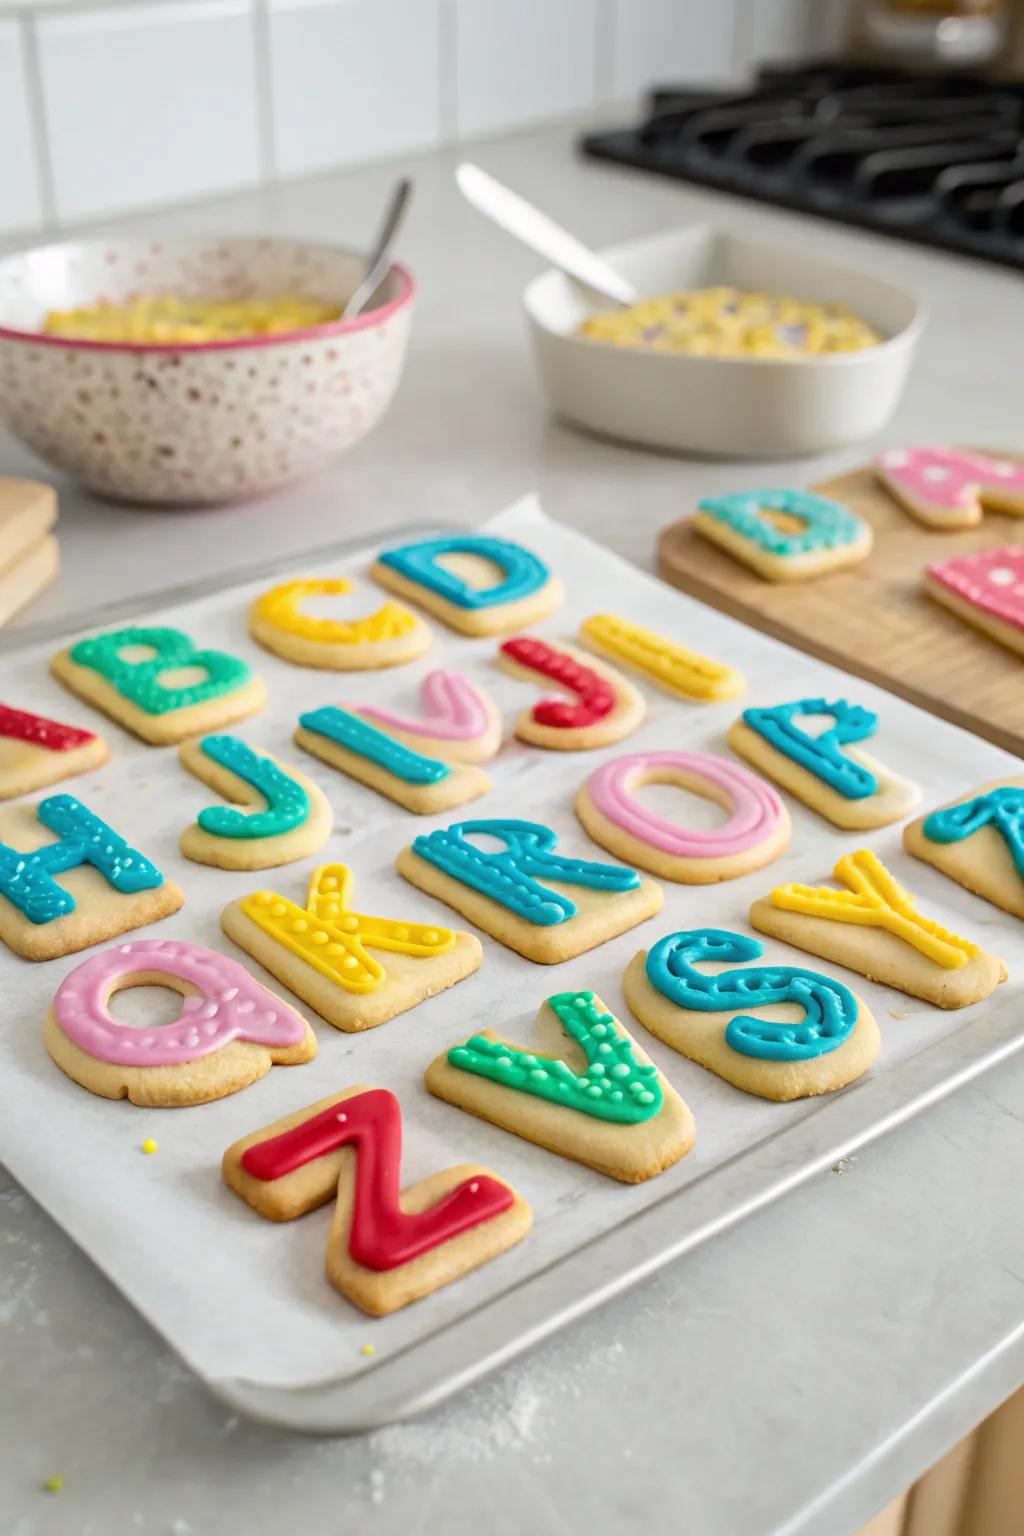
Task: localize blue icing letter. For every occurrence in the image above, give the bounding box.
[377,535,550,611]
[742,697,878,799]
[697,489,864,556]
[196,735,309,840]
[299,706,450,785]
[0,794,165,925]
[923,786,1024,881]
[646,928,858,1061]
[69,626,251,716]
[412,818,640,926]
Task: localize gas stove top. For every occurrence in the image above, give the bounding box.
[582,62,1024,271]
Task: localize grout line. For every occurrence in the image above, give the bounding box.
[18,12,58,231]
[250,0,277,183]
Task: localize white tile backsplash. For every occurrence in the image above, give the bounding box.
[37,0,263,222]
[609,0,738,100]
[453,0,600,140]
[0,20,44,233]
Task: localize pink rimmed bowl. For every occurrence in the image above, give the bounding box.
[0,236,416,505]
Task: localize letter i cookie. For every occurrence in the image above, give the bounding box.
[249,577,432,669]
[355,669,502,763]
[579,613,745,702]
[875,447,1024,529]
[51,625,266,744]
[729,697,920,830]
[45,939,316,1106]
[924,548,1024,658]
[426,989,694,1182]
[222,863,482,1031]
[295,705,490,812]
[223,1087,531,1315]
[750,847,1006,1008]
[693,489,872,581]
[372,534,564,636]
[623,929,879,1102]
[397,816,662,963]
[0,703,108,800]
[904,776,1024,920]
[498,636,644,750]
[179,734,332,870]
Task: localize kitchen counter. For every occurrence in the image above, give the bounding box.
[3,115,1024,1536]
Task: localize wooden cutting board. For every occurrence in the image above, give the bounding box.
[657,459,1024,759]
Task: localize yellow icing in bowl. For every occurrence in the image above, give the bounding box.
[42,294,342,344]
[577,287,882,358]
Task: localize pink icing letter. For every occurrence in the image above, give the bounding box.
[877,447,1024,513]
[586,750,785,857]
[356,669,490,742]
[928,546,1024,633]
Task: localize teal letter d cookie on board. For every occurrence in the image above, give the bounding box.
[692,489,872,583]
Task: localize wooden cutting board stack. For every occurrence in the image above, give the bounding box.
[0,479,59,628]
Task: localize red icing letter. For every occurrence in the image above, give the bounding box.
[0,704,95,752]
[500,637,615,728]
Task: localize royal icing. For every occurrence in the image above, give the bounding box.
[927,547,1024,632]
[241,864,455,994]
[647,928,858,1061]
[298,706,450,785]
[195,735,309,840]
[240,1088,512,1270]
[771,848,977,970]
[412,819,641,925]
[0,704,95,752]
[923,786,1024,881]
[742,698,879,799]
[449,990,662,1124]
[356,669,491,743]
[377,535,550,610]
[0,795,164,924]
[69,626,251,715]
[697,489,865,555]
[877,448,1024,514]
[53,939,305,1066]
[253,577,419,645]
[585,750,784,857]
[501,636,615,728]
[580,613,744,701]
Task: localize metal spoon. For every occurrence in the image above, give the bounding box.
[343,177,414,319]
[456,161,638,306]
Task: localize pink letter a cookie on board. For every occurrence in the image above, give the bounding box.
[925,547,1024,658]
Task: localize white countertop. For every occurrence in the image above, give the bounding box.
[3,113,1024,1536]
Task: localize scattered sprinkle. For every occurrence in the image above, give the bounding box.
[360,1343,375,1356]
[44,1475,64,1493]
[831,1155,858,1175]
[889,1009,909,1020]
[142,1138,158,1155]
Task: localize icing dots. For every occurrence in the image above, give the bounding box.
[584,750,785,858]
[298,706,450,785]
[697,489,865,556]
[195,735,309,840]
[69,626,251,715]
[500,636,615,728]
[877,448,1024,519]
[0,795,164,924]
[0,705,95,752]
[580,613,744,702]
[927,547,1024,632]
[356,669,491,743]
[742,698,878,800]
[377,535,550,611]
[924,786,1024,881]
[253,577,420,645]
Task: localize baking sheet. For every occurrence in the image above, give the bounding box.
[2,496,1023,1414]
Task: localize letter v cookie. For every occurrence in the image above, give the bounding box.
[0,703,108,800]
[498,635,644,750]
[426,989,694,1182]
[904,776,1024,920]
[354,668,502,763]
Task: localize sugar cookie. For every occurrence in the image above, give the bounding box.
[904,776,1024,920]
[750,847,1006,1008]
[295,705,489,813]
[222,862,483,1032]
[693,489,872,582]
[924,547,1024,658]
[875,447,1024,529]
[397,816,662,963]
[426,989,694,1182]
[354,668,502,763]
[575,750,789,883]
[729,697,920,831]
[372,534,564,636]
[45,938,315,1106]
[623,929,880,1102]
[179,734,333,870]
[223,1086,531,1315]
[51,624,266,744]
[498,636,644,750]
[0,703,109,801]
[579,612,745,702]
[249,577,432,669]
[0,793,183,961]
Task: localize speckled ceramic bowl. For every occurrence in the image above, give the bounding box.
[0,236,415,505]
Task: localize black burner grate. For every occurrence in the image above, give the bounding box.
[581,62,1024,271]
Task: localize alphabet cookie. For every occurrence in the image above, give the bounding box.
[0,794,183,960]
[223,1087,531,1315]
[222,862,482,1032]
[693,489,872,581]
[575,750,789,883]
[579,613,745,702]
[875,447,1024,529]
[750,847,1006,1008]
[51,625,266,744]
[498,636,645,750]
[249,577,432,669]
[295,705,490,813]
[397,817,662,963]
[179,734,333,870]
[729,698,921,830]
[623,929,880,1102]
[372,534,564,636]
[904,776,1024,920]
[924,547,1024,658]
[426,989,694,1182]
[46,939,316,1106]
[354,668,502,763]
[0,703,108,800]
